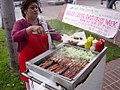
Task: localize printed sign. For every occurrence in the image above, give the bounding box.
[62,4,120,38]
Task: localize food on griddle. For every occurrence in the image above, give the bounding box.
[38,46,96,79]
[67,61,87,78]
[39,56,88,79]
[47,64,59,71]
[61,47,96,62]
[39,59,54,69]
[56,67,68,75]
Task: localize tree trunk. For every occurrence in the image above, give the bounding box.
[1,0,19,71]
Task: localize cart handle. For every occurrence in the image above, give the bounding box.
[22,70,64,90]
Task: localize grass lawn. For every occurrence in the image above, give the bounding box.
[0,29,25,90]
[0,19,120,90]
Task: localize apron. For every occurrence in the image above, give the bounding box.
[18,30,49,82]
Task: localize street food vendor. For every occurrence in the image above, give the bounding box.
[11,0,61,89]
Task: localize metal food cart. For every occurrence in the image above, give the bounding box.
[22,43,107,90]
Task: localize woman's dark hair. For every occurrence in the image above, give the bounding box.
[21,0,38,17]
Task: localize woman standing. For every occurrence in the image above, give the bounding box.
[11,0,61,89]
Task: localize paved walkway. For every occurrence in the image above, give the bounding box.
[103,58,120,90]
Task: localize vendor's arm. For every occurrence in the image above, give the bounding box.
[12,20,28,42]
[12,19,44,42]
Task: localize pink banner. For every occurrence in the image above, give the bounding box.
[62,4,120,38]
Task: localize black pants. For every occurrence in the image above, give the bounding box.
[39,7,42,13]
[107,0,117,9]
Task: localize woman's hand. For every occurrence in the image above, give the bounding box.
[26,26,45,35]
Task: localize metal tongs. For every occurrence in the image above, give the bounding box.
[45,29,61,34]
